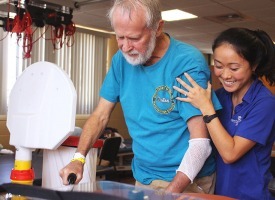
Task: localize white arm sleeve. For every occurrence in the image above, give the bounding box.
[177,138,212,183]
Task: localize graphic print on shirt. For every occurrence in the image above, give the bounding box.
[231,115,242,126]
[152,85,175,114]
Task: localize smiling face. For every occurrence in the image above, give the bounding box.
[213,43,255,98]
[112,7,157,66]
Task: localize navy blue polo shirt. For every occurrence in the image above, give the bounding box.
[215,79,275,200]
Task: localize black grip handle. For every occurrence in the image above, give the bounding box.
[67,173,77,185]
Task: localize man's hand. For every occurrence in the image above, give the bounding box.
[59,160,84,185]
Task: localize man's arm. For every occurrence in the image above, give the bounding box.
[59,97,116,185]
[166,115,210,193]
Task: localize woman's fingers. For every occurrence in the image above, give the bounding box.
[175,96,190,102]
[183,73,200,88]
[173,86,192,102]
[175,77,192,92]
[173,85,187,96]
[174,73,210,99]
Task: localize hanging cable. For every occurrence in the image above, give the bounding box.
[12,0,24,34]
[23,32,32,58]
[51,25,64,50]
[22,11,33,58]
[32,25,49,43]
[65,21,75,47]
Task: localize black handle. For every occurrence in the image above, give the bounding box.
[67,173,77,185]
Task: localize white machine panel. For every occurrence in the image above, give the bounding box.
[7,61,77,150]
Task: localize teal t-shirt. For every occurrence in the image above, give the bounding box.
[100,36,222,184]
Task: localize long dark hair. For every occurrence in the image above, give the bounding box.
[212,27,275,86]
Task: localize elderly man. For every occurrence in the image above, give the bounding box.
[60,0,221,194]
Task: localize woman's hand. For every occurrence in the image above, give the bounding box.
[173,73,212,111]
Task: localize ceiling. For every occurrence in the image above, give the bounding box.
[1,0,275,53]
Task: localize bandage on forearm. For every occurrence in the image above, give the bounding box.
[177,138,212,183]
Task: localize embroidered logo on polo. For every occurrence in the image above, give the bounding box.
[152,85,175,114]
[231,115,242,126]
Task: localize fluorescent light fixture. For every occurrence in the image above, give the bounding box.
[161,9,197,21]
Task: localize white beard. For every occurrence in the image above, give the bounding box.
[122,31,157,66]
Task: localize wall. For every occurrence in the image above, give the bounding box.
[107,103,129,138]
[75,104,129,139]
